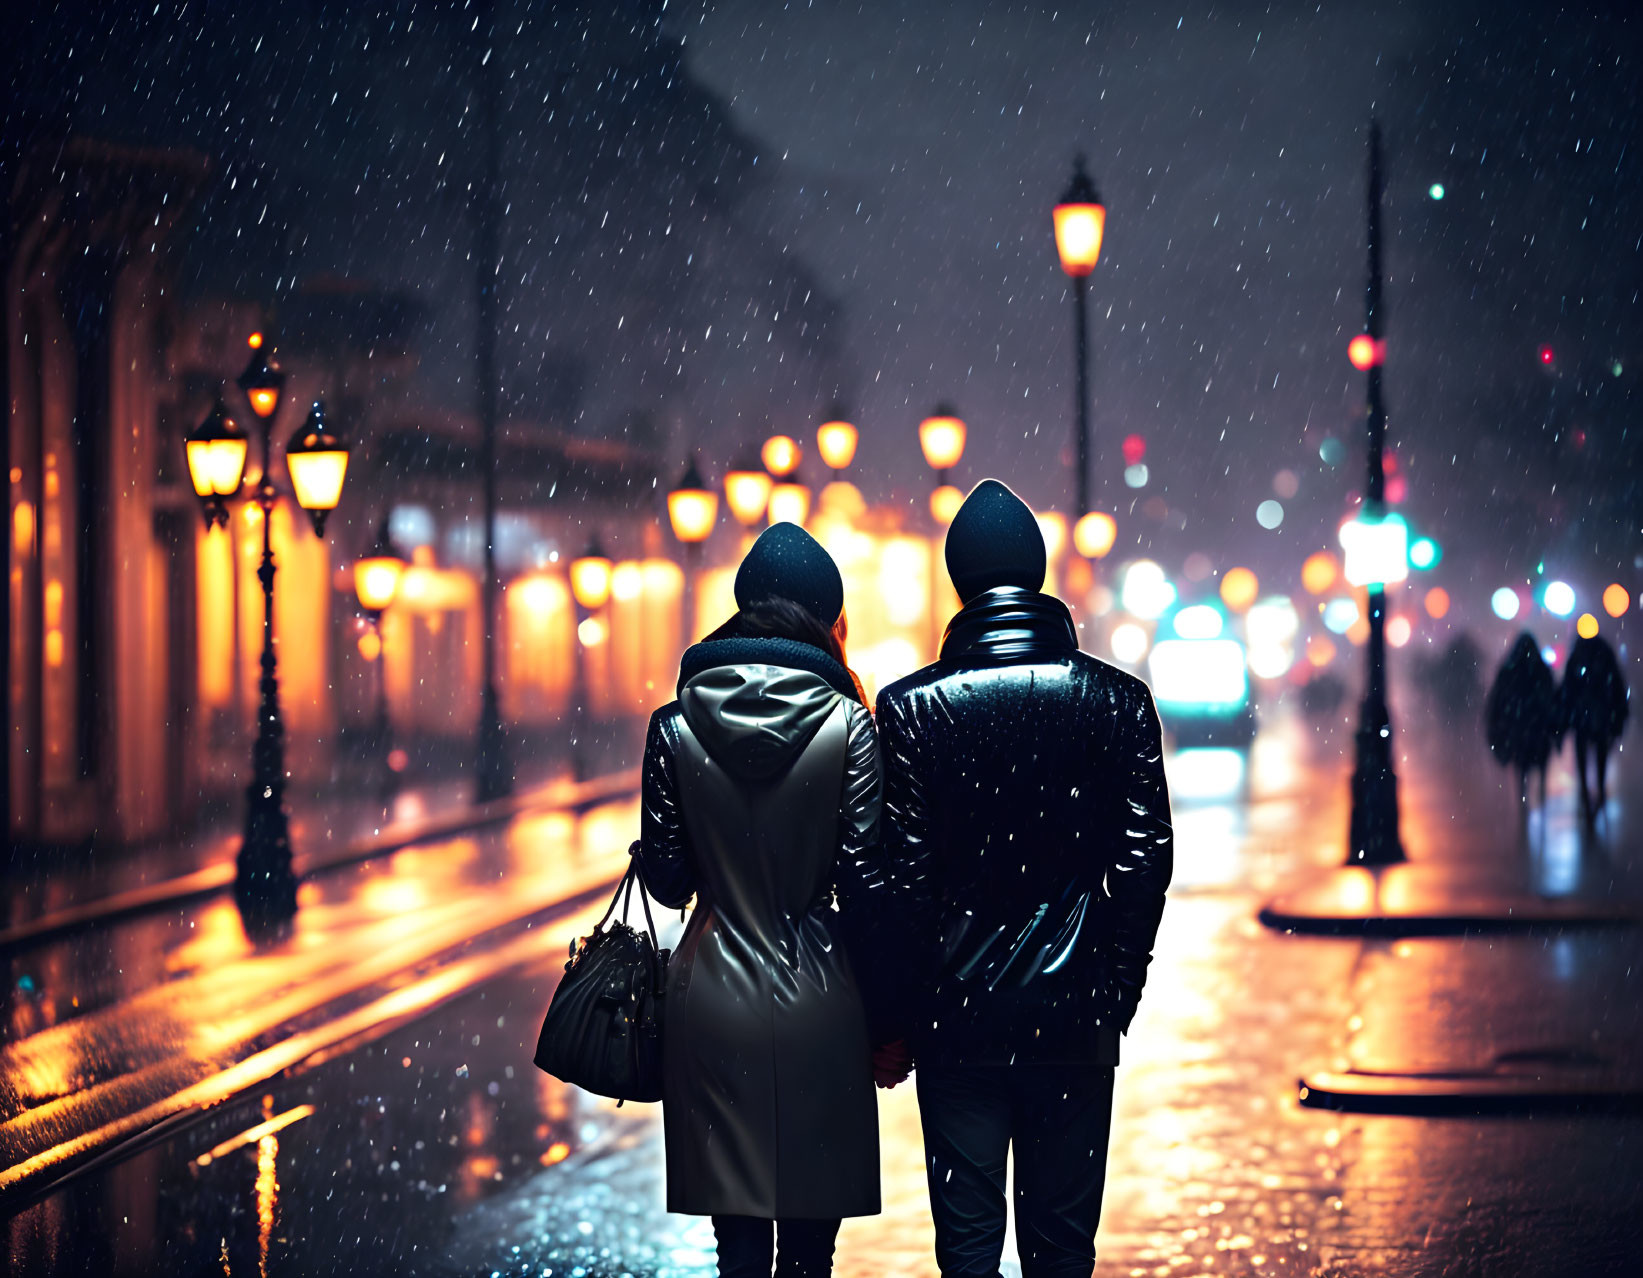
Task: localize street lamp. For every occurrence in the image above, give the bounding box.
[816,413,859,477]
[1054,156,1106,521]
[919,405,967,649]
[1345,120,1405,867]
[184,397,249,529]
[189,333,352,923]
[568,539,614,780]
[724,453,774,547]
[353,516,407,787]
[768,480,812,526]
[761,434,802,479]
[668,459,718,643]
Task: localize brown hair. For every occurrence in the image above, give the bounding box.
[704,596,845,664]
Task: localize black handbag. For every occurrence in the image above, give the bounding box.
[533,861,669,1103]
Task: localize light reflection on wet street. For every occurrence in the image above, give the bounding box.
[5,702,1641,1276]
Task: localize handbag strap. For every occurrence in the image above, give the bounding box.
[597,860,663,951]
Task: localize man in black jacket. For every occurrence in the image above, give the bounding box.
[877,479,1173,1278]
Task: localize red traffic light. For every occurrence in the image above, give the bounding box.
[1121,433,1146,466]
[1538,345,1555,366]
[1347,334,1382,370]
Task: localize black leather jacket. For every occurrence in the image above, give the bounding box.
[876,586,1173,1065]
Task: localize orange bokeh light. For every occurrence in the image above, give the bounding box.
[1219,566,1259,613]
[1347,334,1382,370]
[761,435,801,478]
[1602,583,1629,618]
[1424,586,1451,619]
[1301,551,1339,595]
[1576,613,1599,639]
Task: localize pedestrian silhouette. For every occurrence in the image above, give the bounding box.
[1558,633,1630,824]
[1485,632,1559,809]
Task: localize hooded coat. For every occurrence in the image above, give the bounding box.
[632,635,885,1220]
[876,586,1174,1066]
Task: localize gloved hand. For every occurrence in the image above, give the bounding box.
[872,1039,913,1089]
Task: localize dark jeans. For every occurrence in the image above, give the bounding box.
[917,1061,1116,1278]
[712,1214,841,1278]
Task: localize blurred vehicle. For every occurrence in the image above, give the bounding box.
[1147,606,1256,745]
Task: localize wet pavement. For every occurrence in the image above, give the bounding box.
[4,697,1642,1276]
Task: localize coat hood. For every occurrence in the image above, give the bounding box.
[678,662,841,781]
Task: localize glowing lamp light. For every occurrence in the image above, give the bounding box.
[1110,621,1150,665]
[1542,580,1576,617]
[819,480,866,519]
[667,460,720,543]
[1301,551,1339,595]
[1149,638,1249,710]
[1409,537,1440,569]
[761,435,802,478]
[1035,512,1068,560]
[1424,587,1451,619]
[1121,434,1146,466]
[919,408,967,472]
[1073,511,1118,559]
[1347,334,1383,371]
[1053,160,1106,276]
[1121,560,1176,620]
[236,337,287,420]
[1490,587,1521,621]
[570,543,614,610]
[724,463,775,527]
[1602,583,1629,618]
[1339,511,1409,587]
[1576,613,1600,639]
[930,484,964,525]
[185,398,249,526]
[285,401,350,536]
[353,517,407,617]
[1219,566,1259,613]
[816,418,859,472]
[1172,604,1225,640]
[577,616,608,647]
[768,481,812,527]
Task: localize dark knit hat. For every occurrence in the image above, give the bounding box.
[944,479,1046,603]
[734,522,845,626]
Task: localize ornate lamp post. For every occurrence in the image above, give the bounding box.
[568,539,614,780]
[667,459,719,644]
[1344,120,1405,867]
[1053,156,1107,522]
[185,333,351,922]
[353,516,407,785]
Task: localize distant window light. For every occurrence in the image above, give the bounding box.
[389,505,436,550]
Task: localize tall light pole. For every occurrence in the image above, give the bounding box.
[1054,157,1107,521]
[1346,120,1405,866]
[186,334,351,923]
[472,0,512,801]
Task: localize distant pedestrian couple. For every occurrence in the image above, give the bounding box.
[1486,629,1630,822]
[630,478,1173,1277]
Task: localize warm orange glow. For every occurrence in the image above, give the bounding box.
[570,553,614,610]
[13,500,36,554]
[286,446,348,513]
[1347,615,1370,646]
[187,436,250,500]
[1035,511,1068,560]
[541,1142,571,1166]
[668,487,719,543]
[929,484,963,525]
[354,556,405,613]
[1576,612,1600,639]
[1219,566,1259,613]
[247,387,280,418]
[761,434,802,477]
[357,630,382,662]
[768,481,812,526]
[919,413,966,471]
[1053,201,1107,276]
[1347,334,1383,370]
[577,615,608,646]
[248,332,265,349]
[724,468,774,526]
[1306,634,1337,667]
[1073,511,1117,559]
[1424,586,1451,619]
[816,419,859,471]
[818,480,866,520]
[44,628,64,668]
[1301,550,1339,595]
[1603,583,1629,618]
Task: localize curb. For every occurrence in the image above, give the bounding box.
[1298,1070,1643,1115]
[0,769,640,956]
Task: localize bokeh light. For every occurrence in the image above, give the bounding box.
[1576,613,1599,639]
[1124,463,1149,489]
[1301,551,1339,595]
[1306,634,1337,667]
[1110,622,1150,665]
[1542,580,1576,617]
[1424,586,1451,619]
[1073,511,1118,559]
[1429,182,1445,200]
[1322,597,1359,634]
[1255,500,1284,530]
[1409,537,1439,569]
[1121,561,1177,619]
[1602,582,1629,617]
[1386,615,1412,647]
[1219,566,1259,612]
[1491,587,1521,620]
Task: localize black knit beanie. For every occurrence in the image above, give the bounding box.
[734,522,845,626]
[944,479,1046,603]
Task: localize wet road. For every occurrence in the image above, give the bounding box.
[5,698,1642,1276]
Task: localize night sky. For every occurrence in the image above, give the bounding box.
[6,0,1639,599]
